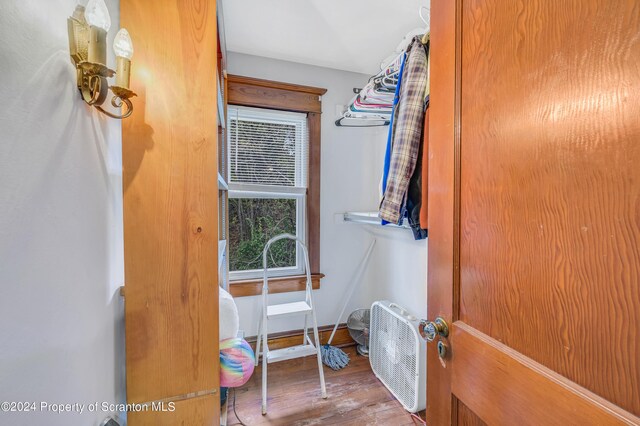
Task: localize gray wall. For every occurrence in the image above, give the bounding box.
[227,52,427,336]
[0,1,126,425]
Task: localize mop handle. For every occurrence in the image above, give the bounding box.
[326,239,377,345]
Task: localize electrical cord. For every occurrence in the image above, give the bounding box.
[232,388,248,426]
[410,412,427,425]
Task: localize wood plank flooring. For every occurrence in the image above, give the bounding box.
[227,347,421,425]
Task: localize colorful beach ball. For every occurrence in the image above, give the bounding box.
[220,337,255,388]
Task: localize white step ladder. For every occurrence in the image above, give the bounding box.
[255,234,327,415]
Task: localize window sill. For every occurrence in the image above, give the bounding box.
[228,273,324,298]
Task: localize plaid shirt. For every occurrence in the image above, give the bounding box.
[379,38,428,224]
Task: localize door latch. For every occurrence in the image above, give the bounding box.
[419,317,449,342]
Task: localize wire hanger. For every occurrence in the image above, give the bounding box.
[419,6,430,44]
[419,6,429,27]
[335,116,390,127]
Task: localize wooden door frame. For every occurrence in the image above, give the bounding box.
[427,1,640,425]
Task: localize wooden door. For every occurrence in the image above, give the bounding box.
[121,0,220,424]
[427,0,640,424]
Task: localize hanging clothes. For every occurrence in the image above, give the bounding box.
[406,123,428,240]
[379,37,429,225]
[380,52,407,225]
[407,41,430,239]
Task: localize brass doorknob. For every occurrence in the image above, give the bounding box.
[419,317,449,342]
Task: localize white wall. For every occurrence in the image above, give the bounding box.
[0,1,126,425]
[227,52,427,336]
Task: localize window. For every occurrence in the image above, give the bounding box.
[228,106,309,280]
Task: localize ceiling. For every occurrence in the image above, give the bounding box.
[220,0,428,75]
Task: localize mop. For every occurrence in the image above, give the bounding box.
[321,239,376,370]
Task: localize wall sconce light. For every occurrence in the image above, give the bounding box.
[67,0,136,119]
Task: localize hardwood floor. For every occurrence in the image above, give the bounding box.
[227,346,421,425]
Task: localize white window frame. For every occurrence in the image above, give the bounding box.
[227,106,309,281]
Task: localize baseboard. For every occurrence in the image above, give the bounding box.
[245,323,355,352]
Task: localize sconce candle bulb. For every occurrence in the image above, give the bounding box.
[114,29,134,89]
[85,0,111,31]
[114,28,134,59]
[85,0,110,64]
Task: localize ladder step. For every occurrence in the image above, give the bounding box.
[266,344,317,363]
[266,301,312,318]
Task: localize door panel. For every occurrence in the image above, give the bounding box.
[459,0,640,415]
[121,0,219,412]
[428,0,640,424]
[451,324,634,425]
[458,400,486,426]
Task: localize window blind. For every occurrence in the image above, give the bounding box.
[228,106,309,189]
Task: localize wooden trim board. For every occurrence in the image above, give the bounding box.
[306,112,321,274]
[228,74,327,96]
[227,74,325,114]
[229,273,324,298]
[246,323,355,353]
[127,394,218,426]
[121,0,219,418]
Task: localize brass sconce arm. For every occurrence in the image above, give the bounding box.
[96,87,136,119]
[77,62,113,106]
